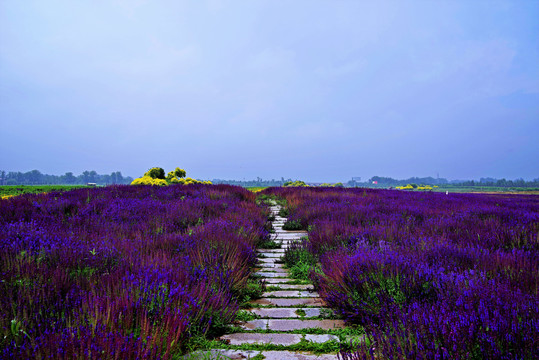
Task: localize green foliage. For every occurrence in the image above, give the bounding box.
[238,278,265,305]
[283,246,321,281]
[0,185,90,199]
[234,310,259,322]
[282,219,303,230]
[257,238,281,249]
[320,182,344,188]
[174,167,187,178]
[144,167,166,179]
[284,180,308,187]
[278,208,289,217]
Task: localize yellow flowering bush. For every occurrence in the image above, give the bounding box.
[131,167,211,186]
[131,176,167,186]
[396,184,414,190]
[284,180,308,187]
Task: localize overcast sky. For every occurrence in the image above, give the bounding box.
[1,1,538,182]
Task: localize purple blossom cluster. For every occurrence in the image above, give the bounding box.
[1,184,269,359]
[263,187,539,359]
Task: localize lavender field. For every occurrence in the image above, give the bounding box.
[0,185,269,359]
[263,187,539,359]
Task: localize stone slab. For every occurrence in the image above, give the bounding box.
[259,263,276,268]
[257,249,285,253]
[304,334,340,344]
[250,307,299,318]
[262,351,338,360]
[302,308,324,317]
[258,249,284,260]
[240,319,268,330]
[271,284,314,290]
[272,234,306,238]
[267,319,346,331]
[264,278,295,284]
[248,307,324,318]
[182,349,261,359]
[251,297,326,307]
[275,230,308,234]
[219,333,302,346]
[255,272,288,278]
[263,290,318,298]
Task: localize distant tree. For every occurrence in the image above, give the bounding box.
[28,170,43,185]
[62,172,77,184]
[81,171,91,183]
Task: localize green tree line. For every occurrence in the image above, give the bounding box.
[0,170,133,185]
[365,176,539,188]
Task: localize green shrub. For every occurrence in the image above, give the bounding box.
[144,167,166,179]
[282,219,303,230]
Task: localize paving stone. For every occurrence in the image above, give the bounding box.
[263,290,318,298]
[274,284,314,290]
[219,333,302,346]
[275,230,308,234]
[249,307,300,318]
[258,253,283,259]
[258,258,279,263]
[273,233,306,238]
[183,349,262,359]
[262,351,338,360]
[255,272,288,278]
[267,319,345,331]
[302,308,324,317]
[257,249,285,253]
[251,297,326,307]
[259,262,276,268]
[264,278,295,283]
[240,319,268,330]
[304,334,340,343]
[257,268,288,275]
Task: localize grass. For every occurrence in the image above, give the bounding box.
[257,239,281,249]
[0,185,90,198]
[247,187,268,193]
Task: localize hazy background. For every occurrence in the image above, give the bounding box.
[1,0,538,182]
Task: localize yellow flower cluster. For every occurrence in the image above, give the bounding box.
[1,195,15,200]
[396,185,414,190]
[131,176,168,186]
[395,184,433,191]
[170,177,211,185]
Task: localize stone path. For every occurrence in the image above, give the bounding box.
[188,203,344,359]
